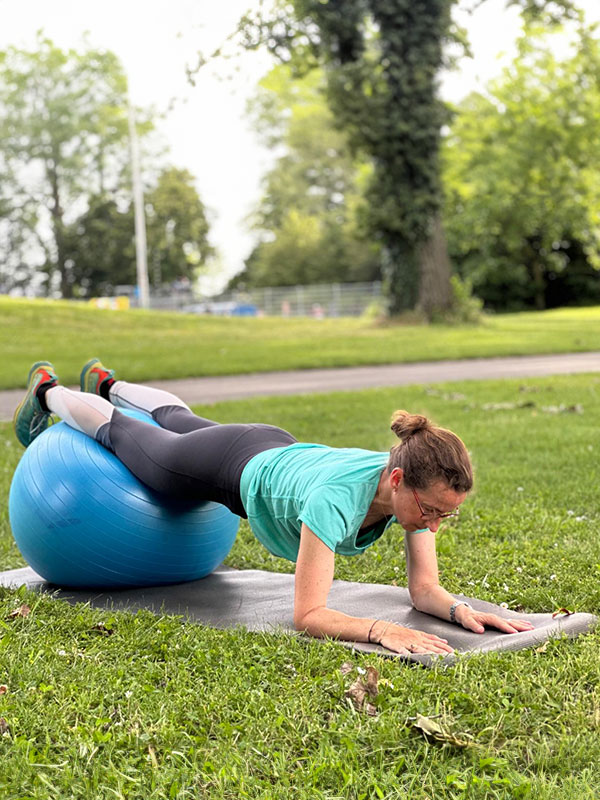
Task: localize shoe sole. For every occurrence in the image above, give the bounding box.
[80,357,101,393]
[13,361,57,444]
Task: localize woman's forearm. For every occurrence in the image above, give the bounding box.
[409,582,458,621]
[296,603,455,655]
[296,605,381,643]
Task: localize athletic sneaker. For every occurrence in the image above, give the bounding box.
[13,361,59,447]
[80,357,116,397]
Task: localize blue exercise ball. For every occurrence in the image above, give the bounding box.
[8,409,240,588]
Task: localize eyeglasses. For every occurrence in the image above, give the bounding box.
[412,488,459,520]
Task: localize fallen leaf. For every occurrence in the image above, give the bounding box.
[345,666,379,714]
[534,642,549,654]
[340,662,354,676]
[412,713,472,748]
[552,608,574,618]
[0,685,7,695]
[365,666,379,696]
[90,622,114,636]
[0,718,9,735]
[7,604,30,620]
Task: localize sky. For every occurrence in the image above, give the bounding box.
[1,0,598,292]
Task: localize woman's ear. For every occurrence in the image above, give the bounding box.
[390,467,404,490]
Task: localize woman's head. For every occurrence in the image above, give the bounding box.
[388,410,473,493]
[386,410,473,532]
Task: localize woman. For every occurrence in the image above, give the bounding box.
[14,359,533,655]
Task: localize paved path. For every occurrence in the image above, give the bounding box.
[1,351,598,422]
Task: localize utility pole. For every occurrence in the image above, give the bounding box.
[128,101,150,309]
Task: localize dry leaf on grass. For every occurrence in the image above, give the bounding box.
[551,607,574,618]
[411,714,472,748]
[6,604,31,620]
[0,718,10,735]
[345,666,379,716]
[90,622,114,635]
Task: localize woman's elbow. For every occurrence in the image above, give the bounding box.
[408,585,430,611]
[293,605,325,633]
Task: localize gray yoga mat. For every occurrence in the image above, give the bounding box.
[1,565,596,665]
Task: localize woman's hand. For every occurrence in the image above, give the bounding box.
[378,623,454,656]
[454,604,535,635]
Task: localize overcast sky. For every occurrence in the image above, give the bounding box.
[1,0,598,291]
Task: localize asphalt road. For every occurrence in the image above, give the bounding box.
[1,351,598,422]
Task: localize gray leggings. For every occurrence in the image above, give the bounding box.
[97,406,297,518]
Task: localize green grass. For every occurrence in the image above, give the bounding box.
[1,297,600,389]
[1,374,600,798]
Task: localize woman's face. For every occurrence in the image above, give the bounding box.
[389,469,467,532]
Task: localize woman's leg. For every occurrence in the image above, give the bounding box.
[45,385,115,439]
[81,359,219,434]
[109,381,219,434]
[45,385,296,515]
[45,384,236,506]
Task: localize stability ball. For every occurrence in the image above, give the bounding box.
[8,409,240,588]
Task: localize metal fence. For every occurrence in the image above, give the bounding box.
[139,281,384,318]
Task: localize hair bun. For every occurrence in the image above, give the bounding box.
[390,410,430,440]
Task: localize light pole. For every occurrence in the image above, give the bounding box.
[128,101,150,309]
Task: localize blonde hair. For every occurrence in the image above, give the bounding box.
[388,410,473,492]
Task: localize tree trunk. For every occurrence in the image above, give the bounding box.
[531,259,546,310]
[416,213,453,319]
[383,240,420,316]
[47,158,70,298]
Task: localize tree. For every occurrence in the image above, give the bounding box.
[62,167,214,297]
[62,197,136,297]
[0,36,151,297]
[225,0,579,316]
[234,64,380,288]
[145,167,214,288]
[442,24,600,310]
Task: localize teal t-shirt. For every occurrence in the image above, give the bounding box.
[239,442,396,562]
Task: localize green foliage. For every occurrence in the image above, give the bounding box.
[63,196,136,297]
[233,0,580,317]
[62,167,214,298]
[0,36,135,297]
[442,23,600,311]
[235,65,380,288]
[0,40,213,300]
[234,0,457,313]
[145,167,214,288]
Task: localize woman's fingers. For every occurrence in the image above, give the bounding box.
[509,619,535,631]
[379,624,455,654]
[466,612,535,634]
[408,642,451,655]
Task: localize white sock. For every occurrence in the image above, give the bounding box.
[109,380,191,415]
[46,386,115,439]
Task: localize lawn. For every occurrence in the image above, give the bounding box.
[1,297,600,389]
[0,374,599,798]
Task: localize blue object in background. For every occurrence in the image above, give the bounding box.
[230,304,258,317]
[8,410,240,588]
